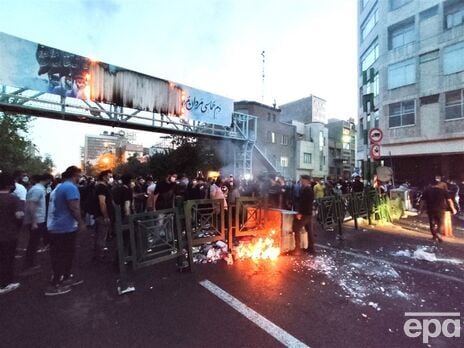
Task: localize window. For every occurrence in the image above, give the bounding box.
[273,114,276,122]
[443,41,464,75]
[280,156,289,168]
[343,143,350,150]
[388,58,416,89]
[445,1,464,30]
[388,100,415,128]
[361,40,379,72]
[281,135,289,145]
[420,94,439,105]
[389,19,415,50]
[366,73,379,96]
[389,0,412,11]
[268,131,276,143]
[267,113,271,122]
[420,49,439,63]
[303,153,312,164]
[361,7,378,41]
[445,89,464,120]
[420,5,438,21]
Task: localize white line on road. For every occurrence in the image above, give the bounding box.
[316,244,464,284]
[199,279,310,348]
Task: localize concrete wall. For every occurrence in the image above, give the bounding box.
[280,95,327,124]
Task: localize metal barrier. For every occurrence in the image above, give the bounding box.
[115,206,192,295]
[184,199,227,248]
[233,197,265,239]
[316,189,384,236]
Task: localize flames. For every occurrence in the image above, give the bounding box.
[234,230,280,261]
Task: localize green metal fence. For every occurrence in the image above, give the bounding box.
[183,198,227,248]
[316,189,386,236]
[114,206,192,295]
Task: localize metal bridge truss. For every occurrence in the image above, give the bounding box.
[0,85,256,177]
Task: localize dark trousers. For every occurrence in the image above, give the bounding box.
[24,223,49,268]
[49,232,76,285]
[0,239,18,287]
[427,210,444,239]
[293,214,314,251]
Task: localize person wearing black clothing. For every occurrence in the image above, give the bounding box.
[93,170,114,260]
[422,180,457,242]
[352,175,364,193]
[292,175,315,255]
[153,173,177,211]
[112,174,133,221]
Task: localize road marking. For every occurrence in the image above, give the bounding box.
[316,244,464,284]
[199,279,310,348]
[405,312,460,317]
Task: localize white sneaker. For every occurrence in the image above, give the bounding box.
[0,282,20,295]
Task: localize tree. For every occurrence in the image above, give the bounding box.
[114,136,223,179]
[0,112,55,174]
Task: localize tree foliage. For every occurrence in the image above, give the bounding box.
[0,112,55,174]
[114,136,222,180]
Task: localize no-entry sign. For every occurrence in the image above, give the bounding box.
[370,144,381,159]
[369,128,383,144]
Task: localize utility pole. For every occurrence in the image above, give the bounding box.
[261,50,265,103]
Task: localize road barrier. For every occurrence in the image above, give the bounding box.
[184,198,226,247]
[114,206,192,295]
[115,189,389,294]
[316,189,387,236]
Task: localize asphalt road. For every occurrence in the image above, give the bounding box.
[1,224,463,348]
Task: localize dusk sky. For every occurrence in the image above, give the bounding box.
[0,0,357,172]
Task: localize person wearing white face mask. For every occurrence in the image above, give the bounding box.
[93,170,114,261]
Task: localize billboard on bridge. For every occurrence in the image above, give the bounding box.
[0,32,232,126]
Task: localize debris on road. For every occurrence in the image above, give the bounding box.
[293,248,414,308]
[192,241,231,264]
[392,246,464,265]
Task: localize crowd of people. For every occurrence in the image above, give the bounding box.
[1,164,459,297]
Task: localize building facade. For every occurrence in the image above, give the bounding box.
[292,121,329,178]
[234,101,296,179]
[358,0,464,186]
[327,118,357,179]
[280,95,328,124]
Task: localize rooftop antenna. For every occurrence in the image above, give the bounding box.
[261,50,265,103]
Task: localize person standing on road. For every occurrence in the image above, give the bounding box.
[153,173,177,211]
[313,178,325,199]
[46,166,85,296]
[421,179,457,242]
[292,175,315,255]
[21,173,53,275]
[93,170,114,261]
[352,175,364,193]
[12,170,27,202]
[113,174,133,221]
[0,173,24,295]
[145,176,156,212]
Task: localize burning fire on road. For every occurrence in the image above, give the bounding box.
[234,230,280,262]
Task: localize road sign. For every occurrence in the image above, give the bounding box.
[369,128,383,143]
[370,144,381,159]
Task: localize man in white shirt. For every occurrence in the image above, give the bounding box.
[12,171,27,202]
